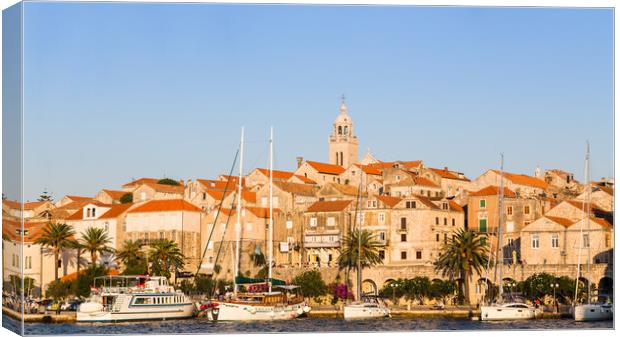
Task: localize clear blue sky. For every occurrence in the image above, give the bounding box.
[16,3,613,201]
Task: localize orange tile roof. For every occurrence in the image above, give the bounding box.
[491,170,549,190]
[206,190,233,200]
[564,200,603,213]
[414,196,440,210]
[273,181,318,197]
[245,207,282,219]
[328,183,360,196]
[306,161,346,175]
[100,203,134,219]
[353,164,382,176]
[295,175,317,184]
[307,200,353,212]
[597,186,614,196]
[376,195,402,208]
[101,189,127,199]
[65,195,93,202]
[2,218,49,242]
[448,200,464,212]
[590,217,613,229]
[143,182,184,194]
[2,200,49,210]
[128,199,202,213]
[469,185,517,197]
[366,160,422,171]
[241,190,256,203]
[544,216,575,228]
[122,178,159,187]
[256,168,295,180]
[429,167,471,181]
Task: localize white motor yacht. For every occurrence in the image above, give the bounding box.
[77,275,194,322]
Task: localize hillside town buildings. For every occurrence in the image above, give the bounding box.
[2,98,614,303]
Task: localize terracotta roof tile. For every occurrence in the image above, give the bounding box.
[590,217,613,229]
[197,179,238,191]
[143,182,184,194]
[307,200,353,212]
[448,200,464,212]
[256,168,295,180]
[429,167,471,181]
[273,181,318,197]
[100,203,134,219]
[291,175,317,184]
[2,200,49,210]
[544,216,575,228]
[101,189,127,199]
[122,178,159,187]
[415,196,440,210]
[306,161,345,175]
[128,199,202,213]
[469,185,517,197]
[353,164,382,176]
[245,207,281,219]
[491,170,549,190]
[376,195,402,208]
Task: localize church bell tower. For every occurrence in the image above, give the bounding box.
[329,95,359,168]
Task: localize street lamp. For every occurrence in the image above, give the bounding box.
[551,282,560,313]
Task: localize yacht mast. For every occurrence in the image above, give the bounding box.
[234,127,244,296]
[496,153,505,302]
[268,127,274,293]
[357,171,363,301]
[585,141,591,304]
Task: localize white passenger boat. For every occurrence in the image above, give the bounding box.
[77,275,194,322]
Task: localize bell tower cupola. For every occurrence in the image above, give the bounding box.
[329,95,359,167]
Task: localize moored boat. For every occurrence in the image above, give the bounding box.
[77,275,194,322]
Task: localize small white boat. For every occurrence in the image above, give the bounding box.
[480,302,537,321]
[77,275,194,322]
[573,303,613,321]
[344,297,390,319]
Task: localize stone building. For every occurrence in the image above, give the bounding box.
[328,97,359,168]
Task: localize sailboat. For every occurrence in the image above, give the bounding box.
[343,171,390,319]
[208,127,310,321]
[573,142,613,322]
[480,154,537,321]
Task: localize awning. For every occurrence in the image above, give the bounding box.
[235,276,285,286]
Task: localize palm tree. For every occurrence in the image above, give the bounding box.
[34,222,75,281]
[116,239,144,267]
[80,227,113,266]
[337,228,383,291]
[148,239,185,279]
[434,228,489,304]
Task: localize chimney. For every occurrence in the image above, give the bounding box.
[296,157,304,168]
[444,166,449,171]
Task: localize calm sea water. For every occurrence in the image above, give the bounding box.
[3,315,613,336]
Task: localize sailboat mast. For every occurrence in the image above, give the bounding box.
[585,141,591,304]
[496,153,505,301]
[268,127,274,293]
[234,127,245,296]
[574,141,589,305]
[357,171,363,301]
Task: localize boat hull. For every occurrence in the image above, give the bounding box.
[77,304,195,322]
[207,301,309,321]
[573,304,613,321]
[480,305,536,321]
[343,304,390,319]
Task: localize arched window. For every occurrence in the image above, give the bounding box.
[338,126,342,135]
[344,126,348,135]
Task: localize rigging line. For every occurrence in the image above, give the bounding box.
[210,188,239,299]
[193,149,240,280]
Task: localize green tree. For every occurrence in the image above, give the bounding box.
[379,279,407,304]
[434,228,489,304]
[81,227,113,266]
[429,279,456,304]
[292,270,328,300]
[120,193,133,204]
[157,178,180,186]
[337,229,383,289]
[9,275,36,297]
[403,277,431,304]
[149,239,185,279]
[116,240,144,269]
[516,273,582,304]
[35,223,76,281]
[70,265,108,299]
[46,280,72,312]
[38,189,54,202]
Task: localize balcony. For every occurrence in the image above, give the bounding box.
[375,239,389,246]
[397,225,408,233]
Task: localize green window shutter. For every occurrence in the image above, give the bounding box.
[479,219,487,233]
[479,199,486,208]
